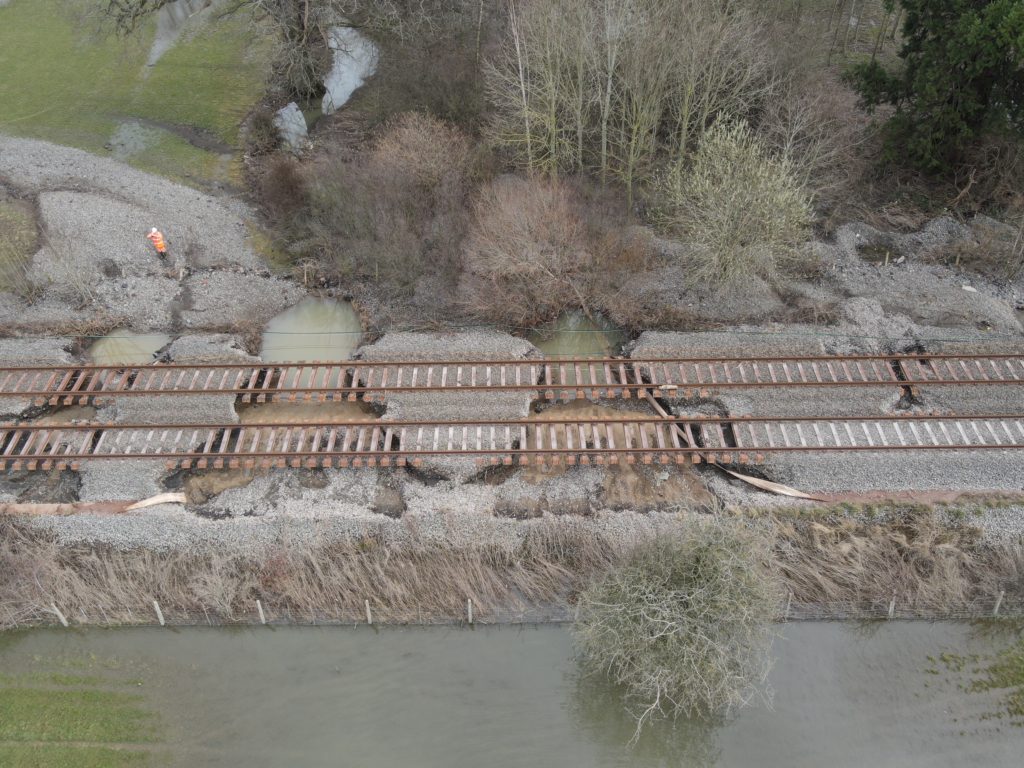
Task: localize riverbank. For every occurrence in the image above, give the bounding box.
[2,507,1022,630]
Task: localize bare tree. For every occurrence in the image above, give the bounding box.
[99,0,452,97]
[486,0,779,200]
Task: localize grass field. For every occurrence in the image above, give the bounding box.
[0,654,165,767]
[0,0,271,187]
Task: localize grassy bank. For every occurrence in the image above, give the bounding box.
[1,509,1021,628]
[0,0,270,187]
[0,656,163,767]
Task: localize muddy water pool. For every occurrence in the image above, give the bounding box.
[1,622,1020,767]
[88,330,171,365]
[528,310,626,360]
[261,297,362,363]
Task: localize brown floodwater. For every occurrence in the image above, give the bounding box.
[0,622,1020,767]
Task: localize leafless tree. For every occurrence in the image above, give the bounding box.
[486,0,779,202]
[99,0,456,97]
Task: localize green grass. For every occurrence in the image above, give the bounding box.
[0,744,153,768]
[0,0,270,186]
[0,198,38,294]
[0,659,164,767]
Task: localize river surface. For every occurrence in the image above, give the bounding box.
[0,622,1020,767]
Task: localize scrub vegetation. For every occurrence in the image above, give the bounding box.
[233,0,1022,330]
[573,521,781,734]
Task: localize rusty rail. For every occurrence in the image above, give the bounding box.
[3,414,1024,471]
[1,352,1022,405]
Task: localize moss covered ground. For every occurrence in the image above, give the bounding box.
[0,0,270,187]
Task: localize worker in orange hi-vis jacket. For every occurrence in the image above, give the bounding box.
[146,227,168,259]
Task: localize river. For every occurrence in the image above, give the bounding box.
[0,622,1020,766]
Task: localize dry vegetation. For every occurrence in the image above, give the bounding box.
[574,520,781,734]
[245,0,1022,331]
[3,508,1022,630]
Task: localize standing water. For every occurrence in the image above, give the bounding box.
[89,330,171,365]
[1,622,1019,767]
[528,310,626,359]
[261,297,362,363]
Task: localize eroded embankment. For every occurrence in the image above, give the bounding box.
[2,507,1022,629]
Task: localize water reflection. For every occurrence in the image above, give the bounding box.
[568,666,720,767]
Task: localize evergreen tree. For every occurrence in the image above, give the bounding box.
[850,0,1024,172]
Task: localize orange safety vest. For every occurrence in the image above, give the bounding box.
[147,230,167,252]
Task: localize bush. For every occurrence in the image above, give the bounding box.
[651,120,815,292]
[271,112,473,292]
[459,177,593,326]
[573,520,781,733]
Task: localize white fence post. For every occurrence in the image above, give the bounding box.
[993,590,1005,617]
[50,603,68,628]
[467,598,473,625]
[785,591,793,620]
[365,599,373,625]
[257,600,267,625]
[152,600,165,627]
[887,595,896,619]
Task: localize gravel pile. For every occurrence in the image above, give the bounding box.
[23,504,699,554]
[91,275,181,329]
[826,219,1022,333]
[167,333,257,362]
[178,271,305,330]
[0,135,262,269]
[945,505,1024,546]
[111,394,239,425]
[78,459,167,502]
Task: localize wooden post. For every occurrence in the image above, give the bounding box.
[467,598,473,625]
[993,590,1005,617]
[257,599,267,625]
[152,600,165,627]
[887,594,896,619]
[364,599,372,625]
[50,603,68,628]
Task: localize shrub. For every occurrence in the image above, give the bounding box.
[651,120,815,292]
[459,177,593,326]
[573,520,781,733]
[272,112,472,292]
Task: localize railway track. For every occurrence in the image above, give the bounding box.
[3,414,1024,470]
[2,352,1024,405]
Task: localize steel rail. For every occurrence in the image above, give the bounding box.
[3,414,1024,471]
[1,353,1023,404]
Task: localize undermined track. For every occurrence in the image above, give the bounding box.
[3,415,1024,471]
[2,352,1024,405]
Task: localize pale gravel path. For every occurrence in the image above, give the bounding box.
[0,135,263,270]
